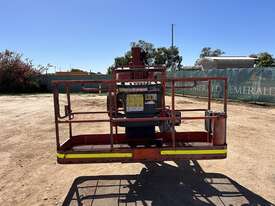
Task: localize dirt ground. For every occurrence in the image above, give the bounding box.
[0,94,275,206]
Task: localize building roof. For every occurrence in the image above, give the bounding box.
[204,56,257,60]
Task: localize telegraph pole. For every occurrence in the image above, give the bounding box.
[171,24,174,48]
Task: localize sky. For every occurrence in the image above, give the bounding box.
[0,0,275,73]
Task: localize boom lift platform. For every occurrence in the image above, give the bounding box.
[53,47,228,164]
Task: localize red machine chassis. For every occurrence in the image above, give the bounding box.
[53,75,228,164]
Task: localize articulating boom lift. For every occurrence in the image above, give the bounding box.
[53,47,227,164]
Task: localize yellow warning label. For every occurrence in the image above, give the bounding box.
[126,94,144,112]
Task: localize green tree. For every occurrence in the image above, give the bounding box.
[130,40,155,65]
[106,66,114,75]
[154,47,167,65]
[154,46,182,70]
[114,55,131,67]
[166,46,182,70]
[107,40,183,73]
[255,52,274,67]
[199,47,225,58]
[70,68,85,72]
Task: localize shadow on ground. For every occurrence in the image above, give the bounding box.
[62,160,273,206]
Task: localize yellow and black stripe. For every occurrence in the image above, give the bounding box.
[57,152,132,159]
[57,149,226,159]
[160,149,227,155]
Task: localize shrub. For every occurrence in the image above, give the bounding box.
[255,52,274,67]
[0,50,45,93]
